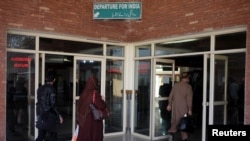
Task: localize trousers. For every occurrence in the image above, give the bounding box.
[35,129,58,141]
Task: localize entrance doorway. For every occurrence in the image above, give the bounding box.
[152,56,204,141]
[72,56,105,134]
[40,54,74,140]
[39,54,106,140]
[152,53,245,141]
[152,59,175,140]
[39,54,108,140]
[6,30,246,141]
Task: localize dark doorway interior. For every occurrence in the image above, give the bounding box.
[45,54,74,141]
[164,53,245,141]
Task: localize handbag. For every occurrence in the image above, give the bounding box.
[179,113,195,133]
[89,103,107,120]
[89,90,110,120]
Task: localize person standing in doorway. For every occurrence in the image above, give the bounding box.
[77,69,109,141]
[167,72,193,141]
[36,70,63,141]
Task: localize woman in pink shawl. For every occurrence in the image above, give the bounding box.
[77,72,108,141]
[167,72,193,141]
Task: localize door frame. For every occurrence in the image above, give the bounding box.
[152,58,175,140]
[150,54,228,141]
[72,56,106,133]
[202,54,228,141]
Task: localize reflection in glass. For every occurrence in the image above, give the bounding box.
[30,100,35,136]
[214,105,225,124]
[135,44,151,57]
[155,37,210,56]
[105,59,124,133]
[134,60,151,136]
[154,99,171,136]
[7,34,35,50]
[155,62,175,99]
[154,62,173,136]
[209,53,245,125]
[106,45,124,57]
[76,60,102,96]
[40,37,103,55]
[214,58,226,101]
[221,53,245,125]
[215,32,246,50]
[6,52,36,140]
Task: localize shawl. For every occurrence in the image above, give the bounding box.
[77,76,98,126]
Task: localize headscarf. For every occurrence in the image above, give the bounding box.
[77,75,98,126]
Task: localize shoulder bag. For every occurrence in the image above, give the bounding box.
[89,90,110,120]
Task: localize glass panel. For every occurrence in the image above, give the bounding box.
[213,105,225,124]
[237,76,245,125]
[76,59,102,96]
[154,99,170,136]
[207,56,211,103]
[205,106,209,141]
[214,59,226,101]
[134,60,151,136]
[106,45,124,57]
[135,44,151,57]
[105,59,124,133]
[75,100,79,129]
[215,32,246,50]
[7,34,35,50]
[155,63,174,98]
[155,37,210,56]
[44,54,74,140]
[211,53,245,125]
[154,62,173,136]
[30,99,35,136]
[221,53,245,125]
[40,37,103,55]
[6,52,36,140]
[74,58,102,134]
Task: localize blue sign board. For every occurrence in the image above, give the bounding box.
[93,2,142,19]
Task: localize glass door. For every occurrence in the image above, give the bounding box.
[7,52,36,141]
[152,59,175,140]
[39,54,74,140]
[202,54,228,141]
[72,57,105,133]
[134,60,151,138]
[211,55,228,125]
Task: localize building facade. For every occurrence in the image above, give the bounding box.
[0,0,250,141]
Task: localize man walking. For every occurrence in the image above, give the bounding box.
[36,70,63,141]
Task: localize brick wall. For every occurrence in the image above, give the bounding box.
[0,0,250,140]
[1,1,249,42]
[130,0,250,42]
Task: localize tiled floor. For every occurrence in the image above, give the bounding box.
[7,126,199,141]
[104,134,170,141]
[104,131,200,141]
[6,106,202,141]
